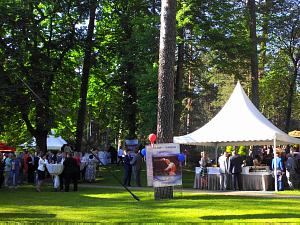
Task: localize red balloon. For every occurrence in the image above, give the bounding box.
[148,133,157,143]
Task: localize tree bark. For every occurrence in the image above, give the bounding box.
[248,0,260,109]
[75,0,97,152]
[155,0,177,200]
[157,0,177,144]
[259,0,271,78]
[173,27,184,136]
[285,64,299,132]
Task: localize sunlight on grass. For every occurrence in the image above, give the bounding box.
[1,186,300,223]
[276,190,300,196]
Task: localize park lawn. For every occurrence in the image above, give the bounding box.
[1,186,300,224]
[97,163,195,188]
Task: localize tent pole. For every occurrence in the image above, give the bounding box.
[273,137,278,192]
[215,144,218,165]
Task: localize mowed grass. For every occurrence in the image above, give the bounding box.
[1,185,300,224]
[97,163,195,188]
[1,164,300,223]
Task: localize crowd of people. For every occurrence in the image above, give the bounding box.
[198,145,300,191]
[0,148,96,191]
[0,144,145,192]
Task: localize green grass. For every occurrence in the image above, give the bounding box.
[276,190,300,196]
[1,186,300,224]
[1,164,300,224]
[97,163,195,188]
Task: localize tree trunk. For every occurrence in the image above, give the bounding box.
[118,4,137,140]
[155,0,177,200]
[157,0,176,144]
[248,0,259,109]
[35,130,48,153]
[285,65,299,132]
[173,27,184,136]
[75,0,97,152]
[259,0,271,78]
[123,62,137,139]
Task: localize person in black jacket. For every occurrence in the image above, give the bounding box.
[63,153,79,192]
[229,150,244,191]
[123,148,132,186]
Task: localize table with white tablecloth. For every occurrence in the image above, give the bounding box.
[46,164,64,189]
[194,167,273,191]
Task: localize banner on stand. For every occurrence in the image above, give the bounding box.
[146,143,182,187]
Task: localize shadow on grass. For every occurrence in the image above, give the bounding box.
[201,213,300,220]
[0,213,56,219]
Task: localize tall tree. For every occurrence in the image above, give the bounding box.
[173,27,184,136]
[258,0,272,78]
[274,0,299,132]
[75,0,97,152]
[157,0,177,143]
[248,0,260,109]
[155,0,176,200]
[0,1,80,151]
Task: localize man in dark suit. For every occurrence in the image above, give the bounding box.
[63,153,79,192]
[229,150,243,191]
[123,148,132,186]
[130,149,143,187]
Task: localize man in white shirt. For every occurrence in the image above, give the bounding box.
[218,151,230,191]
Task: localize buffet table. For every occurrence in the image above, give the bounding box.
[194,166,273,191]
[46,164,64,189]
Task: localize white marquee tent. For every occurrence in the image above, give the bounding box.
[174,81,300,146]
[173,81,300,191]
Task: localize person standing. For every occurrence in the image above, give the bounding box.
[199,151,210,189]
[130,149,143,187]
[0,153,4,188]
[57,151,66,191]
[4,153,12,187]
[23,150,29,183]
[10,154,21,188]
[229,150,243,191]
[108,145,117,164]
[27,153,35,184]
[123,148,132,186]
[85,155,96,183]
[36,154,47,192]
[117,147,124,166]
[218,151,230,191]
[285,153,295,190]
[63,153,79,192]
[272,150,284,191]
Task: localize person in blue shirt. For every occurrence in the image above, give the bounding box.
[272,150,284,191]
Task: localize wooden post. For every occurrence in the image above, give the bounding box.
[154,186,173,200]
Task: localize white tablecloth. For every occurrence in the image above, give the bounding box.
[46,164,64,189]
[194,167,273,191]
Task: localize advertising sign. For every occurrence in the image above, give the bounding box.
[146,143,182,187]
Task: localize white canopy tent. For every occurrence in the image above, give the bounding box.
[174,81,300,191]
[22,135,67,151]
[174,81,300,146]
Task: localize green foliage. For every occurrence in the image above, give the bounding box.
[238,145,247,156]
[226,145,233,153]
[0,0,300,148]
